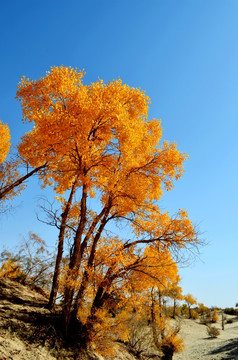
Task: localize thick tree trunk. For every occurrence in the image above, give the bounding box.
[62,183,88,336]
[48,177,78,310]
[161,346,174,360]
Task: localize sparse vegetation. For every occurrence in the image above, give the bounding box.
[0,232,54,291]
[206,324,220,338]
[1,278,238,359]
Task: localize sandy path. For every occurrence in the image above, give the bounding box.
[174,317,238,360]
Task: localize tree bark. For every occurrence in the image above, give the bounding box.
[172,299,176,318]
[47,176,78,310]
[62,183,88,336]
[151,289,161,350]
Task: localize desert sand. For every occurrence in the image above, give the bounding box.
[174,316,238,360]
[1,278,238,360]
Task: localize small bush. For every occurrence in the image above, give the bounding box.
[226,318,234,324]
[207,325,220,338]
[161,333,185,357]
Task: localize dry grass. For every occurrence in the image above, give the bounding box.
[174,315,238,360]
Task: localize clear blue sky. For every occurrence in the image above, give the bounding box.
[1,0,238,308]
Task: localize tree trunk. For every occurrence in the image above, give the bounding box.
[150,289,161,350]
[48,177,78,310]
[161,346,174,360]
[62,183,88,336]
[172,299,176,318]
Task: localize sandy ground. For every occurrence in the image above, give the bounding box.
[174,317,238,360]
[1,278,238,359]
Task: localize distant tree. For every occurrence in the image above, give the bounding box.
[184,294,197,319]
[198,303,208,315]
[164,276,183,318]
[150,287,184,360]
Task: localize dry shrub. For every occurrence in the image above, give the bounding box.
[0,232,54,290]
[206,325,220,338]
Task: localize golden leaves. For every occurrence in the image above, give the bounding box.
[0,259,23,279]
[16,66,187,205]
[0,120,11,165]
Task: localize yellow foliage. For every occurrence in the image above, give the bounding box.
[88,308,131,357]
[191,309,199,319]
[16,66,188,212]
[184,293,197,306]
[0,120,11,165]
[211,309,219,323]
[0,259,23,279]
[161,331,185,353]
[198,303,208,315]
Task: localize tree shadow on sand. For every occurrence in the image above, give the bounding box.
[208,338,238,359]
